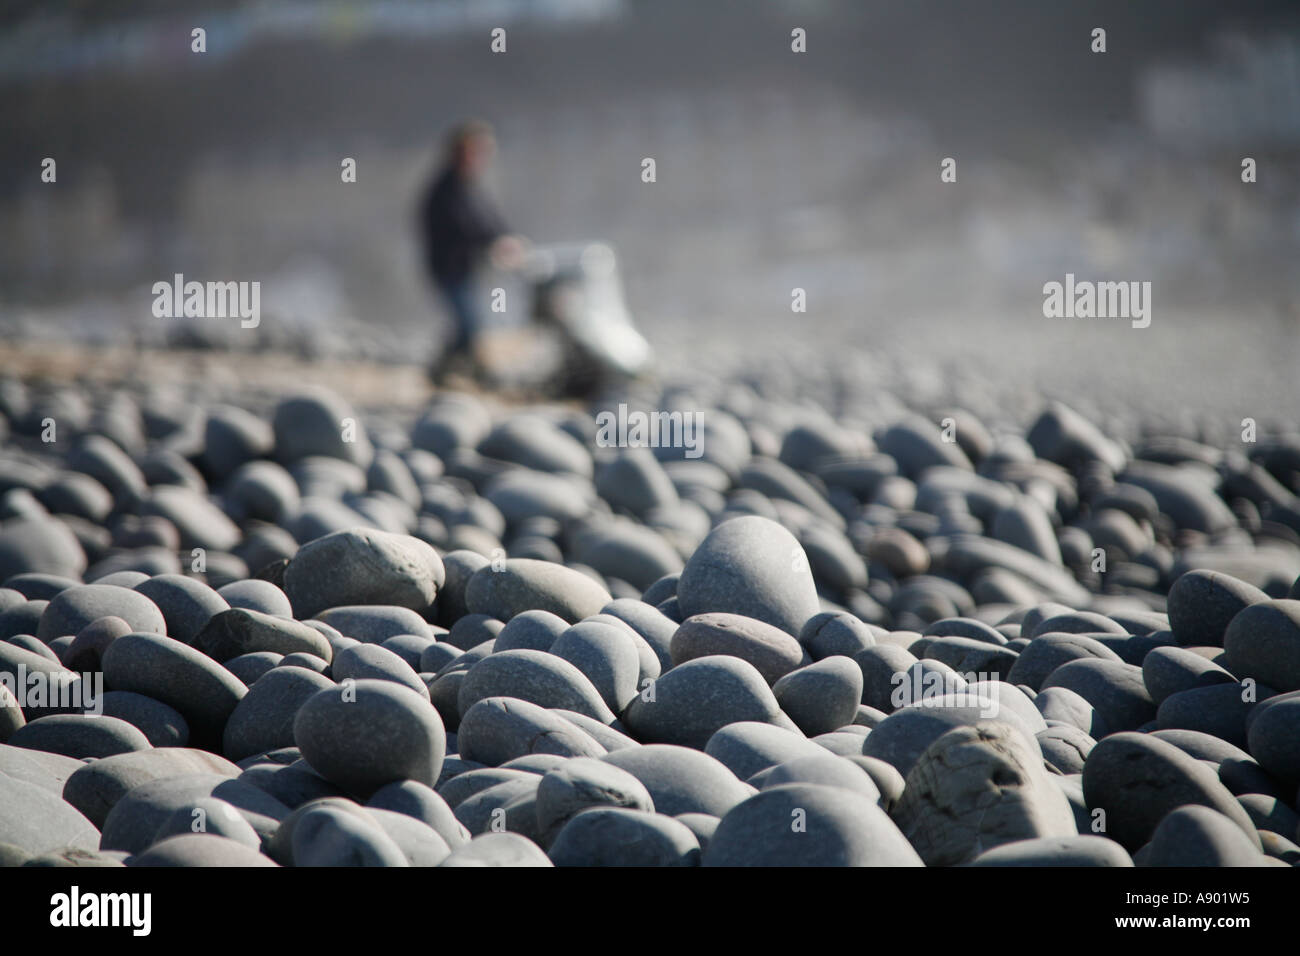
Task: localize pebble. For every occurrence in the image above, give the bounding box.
[1167,570,1269,647]
[968,835,1133,866]
[216,579,293,617]
[704,783,923,866]
[0,771,100,854]
[456,697,607,766]
[101,632,247,748]
[752,753,882,803]
[1144,805,1266,867]
[128,833,277,867]
[1245,693,1300,784]
[457,649,615,722]
[1156,684,1260,750]
[493,609,567,652]
[151,795,262,849]
[893,722,1078,865]
[367,780,470,848]
[1,374,1296,868]
[671,612,806,684]
[314,604,433,644]
[550,620,642,714]
[623,655,792,749]
[1039,659,1155,733]
[1141,645,1238,704]
[438,831,552,867]
[195,607,334,663]
[332,643,429,700]
[676,516,821,636]
[223,666,335,762]
[1037,725,1096,774]
[100,773,289,854]
[1223,599,1300,692]
[1081,732,1260,849]
[9,714,151,759]
[132,574,229,645]
[36,583,166,642]
[861,702,1042,777]
[293,679,446,796]
[548,807,699,866]
[283,528,445,620]
[61,748,240,829]
[771,656,863,736]
[534,757,655,842]
[464,558,611,624]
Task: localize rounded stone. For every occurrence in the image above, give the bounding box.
[9,714,151,760]
[703,722,826,781]
[1036,725,1096,774]
[894,721,1078,865]
[772,656,864,736]
[132,574,229,645]
[671,612,806,684]
[550,620,642,714]
[622,655,789,750]
[438,831,552,867]
[367,780,469,848]
[1245,693,1300,783]
[151,795,261,849]
[291,804,408,867]
[36,584,166,642]
[457,649,614,722]
[800,610,877,661]
[548,808,699,867]
[1142,645,1238,705]
[1168,570,1269,648]
[283,528,445,620]
[969,835,1133,866]
[1223,599,1300,692]
[753,753,882,803]
[704,783,923,867]
[493,609,568,653]
[101,632,247,747]
[61,748,242,829]
[1039,659,1155,733]
[195,608,334,664]
[332,643,429,700]
[1145,805,1266,867]
[127,833,277,867]
[1081,732,1261,850]
[293,679,447,797]
[1004,633,1123,691]
[464,559,612,624]
[677,516,821,637]
[535,757,655,841]
[600,745,753,816]
[216,579,293,617]
[314,604,434,644]
[100,774,290,854]
[456,697,607,766]
[223,666,336,762]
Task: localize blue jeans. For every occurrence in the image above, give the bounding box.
[439,278,483,356]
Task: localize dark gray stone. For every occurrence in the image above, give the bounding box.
[294,679,447,797]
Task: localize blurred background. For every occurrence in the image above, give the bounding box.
[1,0,1298,420]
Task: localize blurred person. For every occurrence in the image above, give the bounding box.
[418,120,528,380]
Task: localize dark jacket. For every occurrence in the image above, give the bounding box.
[419,166,509,286]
